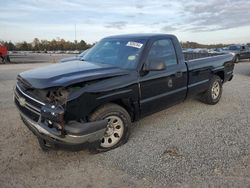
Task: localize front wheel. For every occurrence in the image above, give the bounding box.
[89,103,131,152]
[200,76,223,105]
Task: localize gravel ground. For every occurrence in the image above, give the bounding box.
[0,59,250,187]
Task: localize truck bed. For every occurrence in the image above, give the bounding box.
[186,53,235,97]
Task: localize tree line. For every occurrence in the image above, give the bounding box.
[181,41,223,49]
[0,38,93,51]
[1,38,249,51]
[181,41,250,49]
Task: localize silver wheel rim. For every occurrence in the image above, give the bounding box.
[101,115,124,148]
[212,81,220,100]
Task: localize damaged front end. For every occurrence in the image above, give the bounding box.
[14,81,107,149]
[40,87,68,133]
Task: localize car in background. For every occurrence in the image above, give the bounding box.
[59,49,89,63]
[225,44,250,63]
[192,48,209,53]
[0,45,10,64]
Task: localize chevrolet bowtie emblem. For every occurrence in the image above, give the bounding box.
[19,97,26,107]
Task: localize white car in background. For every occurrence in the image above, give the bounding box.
[59,49,89,63]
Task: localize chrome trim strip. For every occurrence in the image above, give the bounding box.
[18,100,41,115]
[140,86,187,104]
[188,79,209,88]
[97,89,132,100]
[188,53,232,62]
[15,89,40,113]
[16,84,45,106]
[25,103,40,114]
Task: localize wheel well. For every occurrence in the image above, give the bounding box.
[89,99,136,122]
[109,99,135,121]
[215,71,224,82]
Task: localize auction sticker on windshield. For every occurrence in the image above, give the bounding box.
[126,41,143,49]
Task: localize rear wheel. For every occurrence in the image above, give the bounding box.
[89,103,131,152]
[235,55,240,63]
[200,76,223,105]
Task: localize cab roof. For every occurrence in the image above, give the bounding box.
[104,33,175,40]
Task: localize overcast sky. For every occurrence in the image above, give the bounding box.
[1,0,250,44]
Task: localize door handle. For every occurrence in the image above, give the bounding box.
[175,71,183,78]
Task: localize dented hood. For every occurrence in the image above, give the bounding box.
[18,60,130,89]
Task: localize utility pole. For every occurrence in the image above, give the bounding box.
[75,24,77,51]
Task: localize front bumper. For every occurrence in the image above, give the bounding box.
[19,110,107,149]
[14,83,107,149]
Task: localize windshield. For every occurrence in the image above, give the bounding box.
[228,45,240,51]
[83,38,146,69]
[79,49,89,57]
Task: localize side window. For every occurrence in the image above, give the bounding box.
[243,45,249,50]
[147,39,177,66]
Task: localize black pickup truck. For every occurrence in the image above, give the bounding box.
[14,34,235,151]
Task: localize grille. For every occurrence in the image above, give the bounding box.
[15,98,40,122]
[14,83,44,122]
[15,84,44,109]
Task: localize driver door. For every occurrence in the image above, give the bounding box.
[139,38,187,116]
[240,45,250,59]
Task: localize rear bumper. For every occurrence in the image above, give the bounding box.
[19,110,107,149]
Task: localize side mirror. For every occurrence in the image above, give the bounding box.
[145,59,166,71]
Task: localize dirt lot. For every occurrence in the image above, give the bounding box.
[0,60,250,188]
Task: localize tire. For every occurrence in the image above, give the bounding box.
[89,103,131,152]
[235,55,240,63]
[37,138,50,151]
[200,76,223,105]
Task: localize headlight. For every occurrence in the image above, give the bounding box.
[46,87,69,105]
